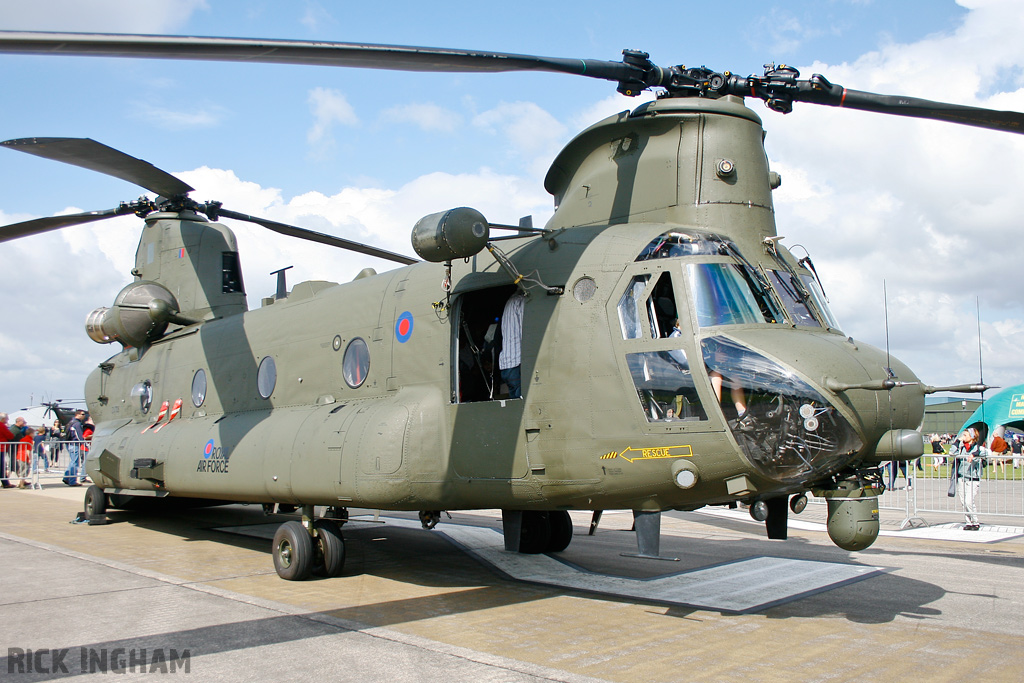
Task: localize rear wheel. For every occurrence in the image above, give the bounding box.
[546,511,573,553]
[272,521,313,581]
[518,511,552,554]
[311,519,346,577]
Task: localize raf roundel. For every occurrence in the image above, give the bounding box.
[204,439,215,459]
[395,311,414,343]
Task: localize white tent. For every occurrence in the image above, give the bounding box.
[9,405,57,429]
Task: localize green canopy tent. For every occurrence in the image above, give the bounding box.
[957,384,1024,444]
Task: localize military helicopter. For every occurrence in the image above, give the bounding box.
[0,31,1014,581]
[32,400,85,428]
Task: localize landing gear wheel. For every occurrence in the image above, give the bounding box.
[84,485,107,517]
[518,511,552,554]
[311,519,346,578]
[546,511,573,553]
[272,520,313,581]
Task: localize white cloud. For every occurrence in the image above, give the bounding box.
[299,1,336,32]
[0,0,209,32]
[306,87,359,150]
[765,0,1024,389]
[473,101,570,176]
[133,102,228,130]
[379,103,461,133]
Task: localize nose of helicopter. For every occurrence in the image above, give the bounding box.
[705,329,925,483]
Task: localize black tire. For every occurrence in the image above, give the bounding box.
[518,511,552,554]
[272,520,313,581]
[84,485,107,517]
[311,519,346,577]
[546,510,573,553]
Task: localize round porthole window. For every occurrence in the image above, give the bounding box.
[132,380,153,414]
[257,356,277,399]
[343,338,370,388]
[191,368,207,407]
[573,276,597,303]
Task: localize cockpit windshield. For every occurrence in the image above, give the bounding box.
[637,230,841,331]
[764,269,842,331]
[688,263,785,327]
[766,270,818,327]
[801,274,841,330]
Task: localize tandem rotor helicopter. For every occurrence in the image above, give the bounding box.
[1,31,1017,580]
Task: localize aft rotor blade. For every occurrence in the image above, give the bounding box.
[1,137,194,197]
[0,31,640,84]
[212,206,419,265]
[0,207,127,243]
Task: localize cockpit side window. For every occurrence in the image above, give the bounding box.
[626,349,707,421]
[617,275,650,339]
[648,273,677,339]
[616,270,706,422]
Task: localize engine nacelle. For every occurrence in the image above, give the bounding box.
[85,281,182,347]
[411,207,489,262]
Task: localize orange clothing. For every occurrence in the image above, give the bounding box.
[16,435,33,464]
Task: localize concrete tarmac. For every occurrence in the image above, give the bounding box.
[2,483,1023,682]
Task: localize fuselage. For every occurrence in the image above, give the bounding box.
[83,95,925,514]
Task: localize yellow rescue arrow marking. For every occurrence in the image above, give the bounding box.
[600,445,693,463]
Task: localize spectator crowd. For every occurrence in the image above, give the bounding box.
[1,410,92,488]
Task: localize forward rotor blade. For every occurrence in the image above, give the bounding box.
[0,207,127,243]
[6,32,1021,138]
[1,137,194,197]
[820,88,1024,135]
[0,31,639,84]
[212,207,419,265]
[726,71,1024,135]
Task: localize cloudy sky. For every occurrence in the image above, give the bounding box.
[1,0,1022,412]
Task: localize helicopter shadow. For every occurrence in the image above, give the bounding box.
[101,504,954,625]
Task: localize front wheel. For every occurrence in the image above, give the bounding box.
[84,485,107,517]
[272,521,313,581]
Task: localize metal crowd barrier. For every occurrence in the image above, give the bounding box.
[893,453,1024,523]
[1,440,91,489]
[812,453,1024,528]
